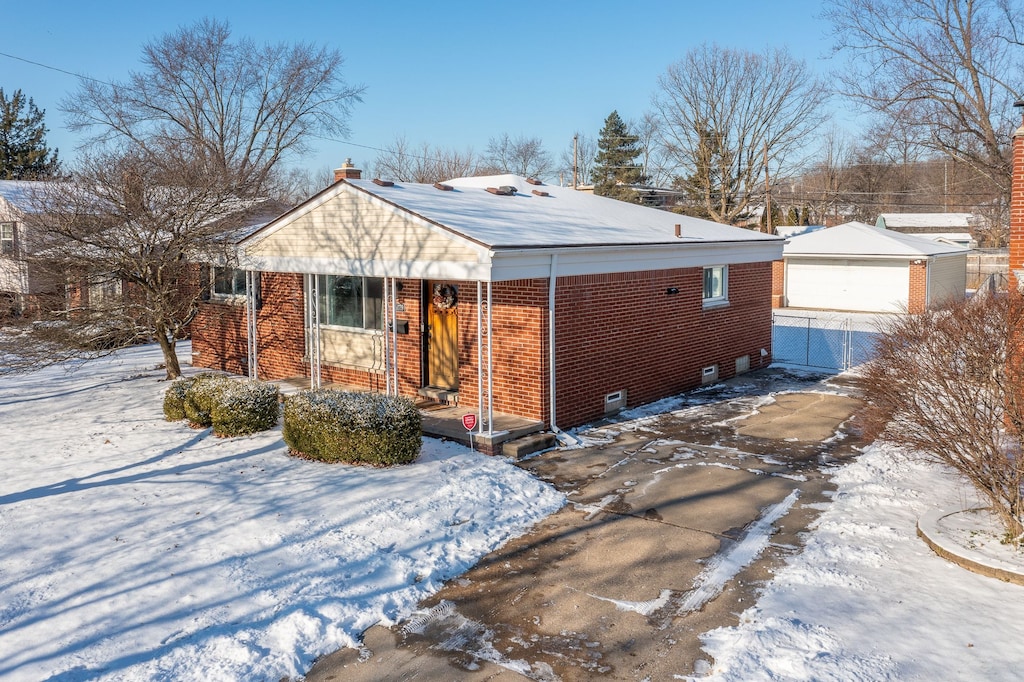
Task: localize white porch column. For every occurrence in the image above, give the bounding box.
[245,271,258,379]
[306,273,321,389]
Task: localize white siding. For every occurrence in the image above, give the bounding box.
[927,254,968,305]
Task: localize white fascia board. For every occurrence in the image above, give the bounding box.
[237,254,493,281]
[783,253,918,262]
[489,241,784,282]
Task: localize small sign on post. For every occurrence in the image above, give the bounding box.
[462,413,478,451]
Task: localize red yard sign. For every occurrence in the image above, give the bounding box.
[462,413,477,431]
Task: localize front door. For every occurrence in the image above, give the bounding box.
[427,281,459,390]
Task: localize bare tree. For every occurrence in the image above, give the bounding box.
[16,19,363,378]
[653,44,827,224]
[481,133,553,180]
[861,293,1024,545]
[800,126,855,224]
[632,113,676,189]
[824,0,1023,209]
[372,136,478,183]
[63,18,363,198]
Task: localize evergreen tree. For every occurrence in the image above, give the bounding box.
[0,88,61,179]
[591,111,647,203]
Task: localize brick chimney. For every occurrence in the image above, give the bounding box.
[1010,101,1024,292]
[333,158,361,183]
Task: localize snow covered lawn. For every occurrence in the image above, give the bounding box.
[0,344,564,681]
[695,443,1024,681]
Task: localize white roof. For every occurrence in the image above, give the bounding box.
[877,212,973,229]
[0,180,50,214]
[346,174,780,249]
[784,221,969,257]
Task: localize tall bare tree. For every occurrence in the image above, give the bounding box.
[11,19,362,378]
[372,136,478,183]
[653,44,827,224]
[481,133,553,180]
[824,0,1024,210]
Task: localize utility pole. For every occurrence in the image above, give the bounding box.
[573,133,578,189]
[764,140,773,235]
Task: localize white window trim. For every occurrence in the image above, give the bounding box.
[702,264,729,308]
[0,222,15,256]
[211,266,247,301]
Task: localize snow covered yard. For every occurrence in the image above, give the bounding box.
[0,343,564,681]
[694,443,1024,681]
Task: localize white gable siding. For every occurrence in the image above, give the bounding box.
[927,254,967,305]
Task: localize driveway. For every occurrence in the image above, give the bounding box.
[306,368,865,681]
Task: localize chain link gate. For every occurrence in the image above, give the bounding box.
[772,312,885,371]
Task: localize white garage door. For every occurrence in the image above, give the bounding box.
[786,258,909,312]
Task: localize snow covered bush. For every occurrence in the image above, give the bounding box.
[861,293,1024,545]
[211,380,280,437]
[282,389,422,465]
[182,373,235,427]
[163,376,194,421]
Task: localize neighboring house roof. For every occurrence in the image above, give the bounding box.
[0,180,50,215]
[784,221,969,258]
[240,174,784,281]
[876,212,974,230]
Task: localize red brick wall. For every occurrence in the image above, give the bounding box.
[771,260,785,308]
[907,261,929,313]
[1011,123,1024,292]
[192,264,774,431]
[551,262,773,428]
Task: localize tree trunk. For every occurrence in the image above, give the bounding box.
[155,326,182,379]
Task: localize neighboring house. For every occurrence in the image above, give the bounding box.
[191,168,784,445]
[772,221,968,313]
[0,180,62,316]
[875,212,978,248]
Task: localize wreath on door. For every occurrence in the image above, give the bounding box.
[432,283,458,313]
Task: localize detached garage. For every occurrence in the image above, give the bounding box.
[773,221,967,313]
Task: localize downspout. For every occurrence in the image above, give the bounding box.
[477,280,484,435]
[548,253,579,446]
[391,278,399,396]
[384,276,391,396]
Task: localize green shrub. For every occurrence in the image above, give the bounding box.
[183,373,235,427]
[163,376,194,421]
[212,380,280,437]
[282,390,422,465]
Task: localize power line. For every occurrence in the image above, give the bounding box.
[0,50,114,86]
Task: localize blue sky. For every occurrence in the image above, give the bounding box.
[2,0,840,180]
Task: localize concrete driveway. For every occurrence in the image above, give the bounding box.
[306,368,865,681]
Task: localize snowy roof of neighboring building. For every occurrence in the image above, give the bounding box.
[774,224,826,238]
[340,174,781,249]
[784,221,969,257]
[906,232,975,245]
[876,212,974,229]
[0,180,53,213]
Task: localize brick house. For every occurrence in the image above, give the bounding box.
[192,165,783,437]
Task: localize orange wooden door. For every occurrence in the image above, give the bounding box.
[427,282,459,390]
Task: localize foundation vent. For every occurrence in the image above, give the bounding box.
[701,364,719,385]
[604,389,627,414]
[735,355,750,374]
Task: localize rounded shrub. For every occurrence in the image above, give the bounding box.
[183,373,235,427]
[212,380,281,437]
[282,390,422,465]
[163,376,194,421]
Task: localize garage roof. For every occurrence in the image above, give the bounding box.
[784,221,968,257]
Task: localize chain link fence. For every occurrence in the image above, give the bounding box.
[772,311,891,372]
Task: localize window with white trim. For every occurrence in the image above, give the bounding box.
[702,265,728,305]
[213,266,246,297]
[317,275,384,330]
[0,222,14,256]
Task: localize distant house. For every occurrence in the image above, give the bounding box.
[191,167,784,448]
[0,181,62,316]
[875,212,978,248]
[773,221,968,313]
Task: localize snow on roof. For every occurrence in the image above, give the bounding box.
[784,221,969,257]
[346,174,781,249]
[0,180,53,213]
[876,212,973,229]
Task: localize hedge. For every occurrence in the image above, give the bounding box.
[183,374,235,427]
[282,390,422,466]
[212,381,280,437]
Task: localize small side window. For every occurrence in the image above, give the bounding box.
[0,223,15,256]
[212,266,247,298]
[702,265,728,306]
